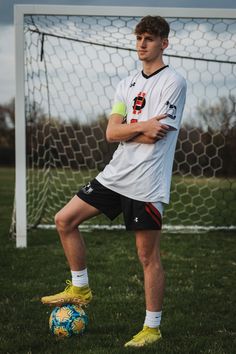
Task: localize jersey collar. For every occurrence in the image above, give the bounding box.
[142,65,169,79]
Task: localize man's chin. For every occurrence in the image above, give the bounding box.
[138,54,147,61]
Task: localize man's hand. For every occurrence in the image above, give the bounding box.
[127,114,170,144]
[142,114,169,139]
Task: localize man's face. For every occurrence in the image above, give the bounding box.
[136,32,168,63]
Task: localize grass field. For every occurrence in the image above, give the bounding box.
[0,167,236,354]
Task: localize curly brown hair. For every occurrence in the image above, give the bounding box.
[135,16,170,38]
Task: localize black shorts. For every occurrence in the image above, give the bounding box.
[77,179,162,231]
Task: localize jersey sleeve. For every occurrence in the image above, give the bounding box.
[110,80,127,117]
[159,76,187,130]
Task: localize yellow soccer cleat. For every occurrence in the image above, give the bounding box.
[124,325,162,348]
[41,280,92,307]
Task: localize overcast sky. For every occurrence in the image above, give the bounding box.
[0,0,236,103]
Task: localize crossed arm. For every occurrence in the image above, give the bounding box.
[106,113,170,144]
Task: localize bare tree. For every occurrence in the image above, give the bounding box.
[197,95,236,135]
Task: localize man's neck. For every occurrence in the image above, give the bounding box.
[142,60,166,77]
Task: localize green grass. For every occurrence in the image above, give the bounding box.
[1,167,236,353]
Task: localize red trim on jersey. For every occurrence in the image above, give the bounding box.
[131,118,138,123]
[145,202,162,227]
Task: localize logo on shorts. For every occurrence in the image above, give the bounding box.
[134,217,139,223]
[82,182,93,195]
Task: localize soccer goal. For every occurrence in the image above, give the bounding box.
[13,5,236,247]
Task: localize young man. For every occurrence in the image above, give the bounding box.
[41,15,187,347]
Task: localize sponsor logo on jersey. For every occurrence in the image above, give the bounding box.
[165,100,177,119]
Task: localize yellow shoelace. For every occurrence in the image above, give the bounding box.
[63,280,73,292]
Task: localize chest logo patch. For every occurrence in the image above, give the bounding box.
[132,92,146,115]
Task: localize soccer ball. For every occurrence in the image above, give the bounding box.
[49,304,89,337]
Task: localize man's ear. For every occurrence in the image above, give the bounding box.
[162,38,169,50]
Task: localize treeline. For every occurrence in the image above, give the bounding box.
[0,97,236,176]
[0,99,15,166]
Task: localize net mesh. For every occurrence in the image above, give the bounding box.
[15,14,236,230]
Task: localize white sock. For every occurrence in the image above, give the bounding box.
[71,268,89,287]
[144,310,162,328]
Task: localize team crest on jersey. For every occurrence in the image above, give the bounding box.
[133,92,146,114]
[130,92,146,123]
[82,182,93,195]
[165,100,177,119]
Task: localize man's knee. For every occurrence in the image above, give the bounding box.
[54,211,65,232]
[54,211,76,233]
[137,249,155,267]
[137,248,162,270]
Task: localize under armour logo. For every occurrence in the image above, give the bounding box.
[130,82,136,87]
[134,217,139,222]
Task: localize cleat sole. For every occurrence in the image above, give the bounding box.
[41,297,91,307]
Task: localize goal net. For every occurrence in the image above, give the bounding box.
[13,6,236,245]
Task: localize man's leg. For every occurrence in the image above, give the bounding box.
[135,229,165,312]
[125,229,164,347]
[41,195,100,306]
[54,195,100,271]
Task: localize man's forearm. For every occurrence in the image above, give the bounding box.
[106,117,145,143]
[128,134,158,144]
[106,113,168,143]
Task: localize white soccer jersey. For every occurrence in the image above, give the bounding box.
[96,65,187,204]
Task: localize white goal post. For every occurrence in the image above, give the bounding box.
[14,5,236,247]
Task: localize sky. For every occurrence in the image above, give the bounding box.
[0,0,236,104]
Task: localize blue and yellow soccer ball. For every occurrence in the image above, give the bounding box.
[49,304,89,337]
